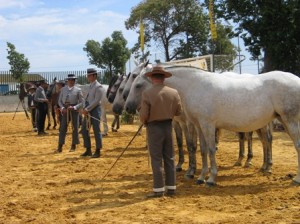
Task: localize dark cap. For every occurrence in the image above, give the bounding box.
[67,74,77,80]
[87,68,97,76]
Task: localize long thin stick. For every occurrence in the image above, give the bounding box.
[101,124,143,181]
[12,100,21,120]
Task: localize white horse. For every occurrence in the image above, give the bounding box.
[112,74,131,116]
[125,67,272,178]
[220,72,273,168]
[123,62,197,177]
[126,66,300,186]
[77,84,109,136]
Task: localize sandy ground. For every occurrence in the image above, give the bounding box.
[0,112,299,224]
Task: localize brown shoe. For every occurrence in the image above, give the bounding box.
[145,192,164,199]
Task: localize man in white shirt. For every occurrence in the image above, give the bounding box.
[55,74,84,153]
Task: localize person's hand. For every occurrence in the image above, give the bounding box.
[61,108,67,115]
[68,106,76,111]
[82,109,88,116]
[44,99,49,103]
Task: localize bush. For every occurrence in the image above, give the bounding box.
[121,111,135,124]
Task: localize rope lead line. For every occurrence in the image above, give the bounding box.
[100,124,144,182]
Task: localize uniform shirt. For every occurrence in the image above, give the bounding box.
[34,86,47,103]
[139,83,182,124]
[85,80,103,112]
[27,92,36,108]
[58,85,84,110]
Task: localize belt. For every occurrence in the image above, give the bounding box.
[64,103,76,107]
[148,119,172,124]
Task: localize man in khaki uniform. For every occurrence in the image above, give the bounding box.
[139,66,182,198]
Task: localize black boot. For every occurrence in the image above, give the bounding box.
[91,148,101,158]
[69,144,76,152]
[55,144,63,153]
[81,148,92,157]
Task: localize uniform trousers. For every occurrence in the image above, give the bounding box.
[29,107,37,128]
[36,102,48,133]
[58,109,80,145]
[146,119,176,192]
[81,105,102,150]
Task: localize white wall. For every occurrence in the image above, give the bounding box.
[0,95,26,112]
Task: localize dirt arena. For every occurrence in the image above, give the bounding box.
[0,112,299,224]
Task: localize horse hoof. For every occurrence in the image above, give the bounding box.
[195,179,205,185]
[234,161,242,166]
[176,167,183,172]
[292,179,300,186]
[184,174,194,180]
[206,182,216,187]
[244,162,253,168]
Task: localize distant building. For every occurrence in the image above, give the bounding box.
[0,73,44,95]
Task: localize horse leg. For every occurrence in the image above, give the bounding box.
[184,122,197,179]
[276,118,300,184]
[244,131,254,168]
[199,123,217,186]
[51,107,57,129]
[111,115,119,132]
[173,120,184,172]
[116,115,120,130]
[256,125,273,173]
[196,125,209,185]
[101,107,108,136]
[46,103,51,130]
[235,132,245,166]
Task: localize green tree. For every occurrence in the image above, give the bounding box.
[83,31,131,79]
[212,0,300,74]
[125,0,237,71]
[6,42,30,82]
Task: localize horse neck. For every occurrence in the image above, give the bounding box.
[19,83,27,101]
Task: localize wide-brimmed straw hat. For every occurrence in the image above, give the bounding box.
[87,68,97,76]
[145,66,172,78]
[39,79,48,85]
[56,80,66,85]
[28,85,37,90]
[67,74,77,80]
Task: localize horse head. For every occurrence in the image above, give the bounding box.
[125,69,152,114]
[112,77,128,115]
[122,60,151,102]
[46,77,57,99]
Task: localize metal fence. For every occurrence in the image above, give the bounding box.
[0,70,109,95]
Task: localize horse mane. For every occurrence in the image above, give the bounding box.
[164,64,207,71]
[106,74,119,98]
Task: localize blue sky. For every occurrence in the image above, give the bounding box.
[0,0,258,74]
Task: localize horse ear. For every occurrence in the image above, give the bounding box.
[144,59,149,68]
[134,59,139,66]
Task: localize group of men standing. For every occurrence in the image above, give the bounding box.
[27,68,104,158]
[27,65,183,198]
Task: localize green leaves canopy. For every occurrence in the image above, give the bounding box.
[83,31,131,77]
[214,0,300,74]
[6,42,30,83]
[126,0,237,72]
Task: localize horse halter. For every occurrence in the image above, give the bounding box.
[108,74,125,97]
